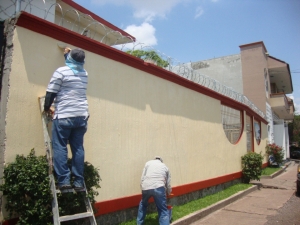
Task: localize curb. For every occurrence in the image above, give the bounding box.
[171,185,259,225]
[260,162,290,179]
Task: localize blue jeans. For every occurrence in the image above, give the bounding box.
[137,186,169,225]
[52,116,87,188]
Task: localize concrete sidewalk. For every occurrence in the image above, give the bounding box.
[171,160,299,225]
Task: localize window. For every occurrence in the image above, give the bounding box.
[264,68,269,98]
[246,114,253,152]
[221,105,242,144]
[254,119,261,145]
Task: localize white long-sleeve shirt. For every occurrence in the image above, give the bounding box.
[140,159,172,194]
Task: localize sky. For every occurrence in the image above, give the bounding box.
[74,0,300,112]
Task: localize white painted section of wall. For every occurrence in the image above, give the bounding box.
[266,103,274,143]
[274,120,286,159]
[285,125,290,158]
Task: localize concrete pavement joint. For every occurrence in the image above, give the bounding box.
[222,208,275,216]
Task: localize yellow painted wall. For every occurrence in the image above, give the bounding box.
[1,26,268,206]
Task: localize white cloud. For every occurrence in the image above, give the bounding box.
[117,22,157,50]
[92,0,186,21]
[195,6,204,18]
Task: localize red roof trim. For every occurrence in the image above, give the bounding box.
[61,0,136,41]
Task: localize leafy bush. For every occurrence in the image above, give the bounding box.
[0,149,101,225]
[266,143,284,166]
[241,152,263,183]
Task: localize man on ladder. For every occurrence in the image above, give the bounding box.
[42,47,96,224]
[44,47,89,191]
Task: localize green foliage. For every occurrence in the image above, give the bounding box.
[288,114,300,146]
[241,152,263,183]
[126,50,169,68]
[265,143,284,166]
[261,166,281,176]
[0,149,101,225]
[0,149,52,224]
[119,183,252,225]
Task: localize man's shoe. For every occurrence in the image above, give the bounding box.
[59,184,72,190]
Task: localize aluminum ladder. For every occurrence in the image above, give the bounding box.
[39,96,97,225]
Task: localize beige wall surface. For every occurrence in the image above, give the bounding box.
[1,26,268,206]
[240,43,268,113]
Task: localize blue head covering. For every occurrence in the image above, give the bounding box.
[65,49,86,74]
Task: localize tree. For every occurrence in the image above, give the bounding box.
[126,50,169,68]
[288,114,300,146]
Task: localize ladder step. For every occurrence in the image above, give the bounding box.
[55,188,86,194]
[59,212,94,222]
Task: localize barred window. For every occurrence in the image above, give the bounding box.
[246,114,253,151]
[254,119,261,145]
[221,105,242,144]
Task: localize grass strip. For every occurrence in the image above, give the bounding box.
[119,183,252,225]
[261,166,281,176]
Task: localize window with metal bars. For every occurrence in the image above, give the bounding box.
[221,105,242,144]
[246,114,253,151]
[254,119,261,145]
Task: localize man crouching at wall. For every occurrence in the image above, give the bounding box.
[137,156,172,225]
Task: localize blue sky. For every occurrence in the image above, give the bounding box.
[74,0,300,112]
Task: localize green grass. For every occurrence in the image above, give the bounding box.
[119,183,252,225]
[261,166,281,176]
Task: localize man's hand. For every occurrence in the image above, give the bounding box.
[43,109,54,119]
[64,47,71,54]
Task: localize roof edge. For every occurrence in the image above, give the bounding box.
[61,0,136,42]
[239,41,267,52]
[268,55,293,93]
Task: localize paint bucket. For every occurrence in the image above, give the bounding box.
[167,205,172,222]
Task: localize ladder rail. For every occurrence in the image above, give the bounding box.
[39,96,97,225]
[38,96,54,175]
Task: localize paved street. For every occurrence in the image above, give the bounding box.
[178,161,299,225]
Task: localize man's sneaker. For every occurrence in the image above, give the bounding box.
[59,184,72,190]
[73,186,86,192]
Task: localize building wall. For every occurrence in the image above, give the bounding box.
[190,54,243,94]
[0,13,269,221]
[240,42,269,113]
